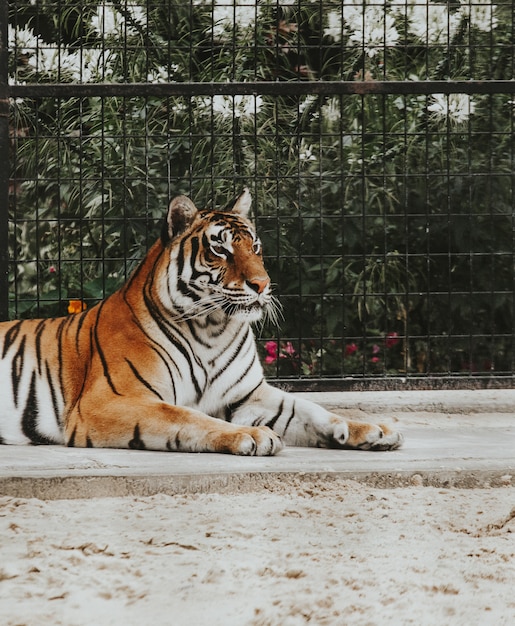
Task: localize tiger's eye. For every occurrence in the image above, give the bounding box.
[210,244,226,257]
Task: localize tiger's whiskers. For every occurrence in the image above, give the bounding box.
[170,292,227,322]
[264,296,283,328]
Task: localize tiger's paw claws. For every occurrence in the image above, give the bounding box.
[357,424,403,451]
[233,427,283,456]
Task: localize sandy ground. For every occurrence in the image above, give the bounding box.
[0,480,514,626]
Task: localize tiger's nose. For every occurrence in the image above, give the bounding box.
[247,277,270,294]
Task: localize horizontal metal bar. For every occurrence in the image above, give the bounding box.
[8,80,515,99]
[272,376,515,393]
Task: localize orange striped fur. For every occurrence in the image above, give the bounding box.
[0,190,402,454]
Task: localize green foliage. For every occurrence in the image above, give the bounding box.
[8,0,515,377]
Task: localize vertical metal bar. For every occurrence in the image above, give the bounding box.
[0,0,10,321]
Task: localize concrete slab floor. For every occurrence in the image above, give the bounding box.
[0,390,514,498]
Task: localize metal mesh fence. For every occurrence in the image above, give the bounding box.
[2,1,515,389]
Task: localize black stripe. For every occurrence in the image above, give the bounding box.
[22,372,54,445]
[56,317,69,400]
[209,329,251,385]
[282,402,296,436]
[12,334,26,408]
[166,431,182,451]
[189,236,200,276]
[129,424,146,450]
[1,321,22,359]
[74,310,88,353]
[232,351,259,388]
[143,290,204,399]
[176,236,214,301]
[140,236,205,400]
[225,379,264,421]
[187,319,213,349]
[161,325,202,399]
[125,358,164,400]
[149,344,177,403]
[201,232,211,252]
[143,247,189,314]
[175,236,200,300]
[34,320,47,376]
[208,317,229,338]
[177,235,187,275]
[177,276,200,300]
[93,302,121,396]
[67,426,77,447]
[120,282,178,404]
[45,360,62,427]
[265,399,284,430]
[190,236,214,283]
[70,328,93,402]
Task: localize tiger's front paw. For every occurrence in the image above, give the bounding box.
[227,426,284,456]
[345,421,403,451]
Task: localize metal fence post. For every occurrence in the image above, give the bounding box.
[0,0,9,321]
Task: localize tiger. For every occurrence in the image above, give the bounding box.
[0,189,402,455]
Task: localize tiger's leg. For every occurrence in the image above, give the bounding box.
[65,400,283,455]
[230,382,402,451]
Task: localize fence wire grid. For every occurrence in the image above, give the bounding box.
[2,0,515,390]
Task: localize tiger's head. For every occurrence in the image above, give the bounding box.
[160,188,278,324]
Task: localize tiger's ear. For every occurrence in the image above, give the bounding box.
[226,187,252,217]
[161,195,198,244]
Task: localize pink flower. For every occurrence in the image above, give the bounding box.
[372,344,381,354]
[345,343,358,357]
[281,342,296,357]
[264,341,278,364]
[385,332,400,348]
[371,356,380,363]
[49,266,57,274]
